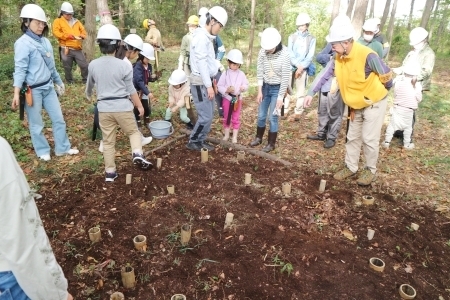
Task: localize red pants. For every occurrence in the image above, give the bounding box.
[222,98,241,130]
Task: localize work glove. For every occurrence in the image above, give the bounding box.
[55,83,65,96]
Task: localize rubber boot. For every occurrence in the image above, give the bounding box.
[223,128,230,141]
[262,132,277,153]
[232,129,239,144]
[249,126,265,147]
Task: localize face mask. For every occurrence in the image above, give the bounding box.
[413,41,425,50]
[363,34,374,42]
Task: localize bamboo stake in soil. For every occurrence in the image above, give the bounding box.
[144,134,186,156]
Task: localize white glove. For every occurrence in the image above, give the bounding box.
[55,83,65,96]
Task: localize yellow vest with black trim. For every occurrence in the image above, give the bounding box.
[334,42,388,109]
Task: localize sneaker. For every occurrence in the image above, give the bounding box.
[357,168,376,186]
[307,134,326,141]
[132,153,153,170]
[55,149,79,156]
[200,142,215,151]
[98,140,104,153]
[186,141,203,151]
[39,154,51,161]
[141,135,152,146]
[185,122,194,130]
[324,139,336,148]
[334,166,356,180]
[105,172,118,182]
[404,143,415,150]
[382,141,390,149]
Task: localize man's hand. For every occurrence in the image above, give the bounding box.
[67,293,74,300]
[11,94,20,110]
[256,91,263,104]
[303,95,313,108]
[295,67,303,78]
[207,87,215,100]
[137,106,144,117]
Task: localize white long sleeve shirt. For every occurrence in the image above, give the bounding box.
[0,137,68,300]
[189,27,218,87]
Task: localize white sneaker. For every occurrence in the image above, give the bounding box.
[98,140,104,153]
[56,149,79,156]
[39,154,51,161]
[404,143,415,150]
[382,141,390,149]
[141,135,152,146]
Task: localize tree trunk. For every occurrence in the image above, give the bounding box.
[420,0,436,29]
[380,0,392,30]
[118,0,124,36]
[385,0,398,60]
[369,0,375,18]
[96,0,113,25]
[246,0,256,70]
[352,0,370,40]
[331,0,341,26]
[407,0,416,30]
[84,0,97,62]
[346,0,356,18]
[434,4,450,50]
[428,0,440,39]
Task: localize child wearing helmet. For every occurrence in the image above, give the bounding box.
[86,24,153,182]
[217,49,249,143]
[382,62,422,150]
[133,42,157,129]
[165,69,194,129]
[178,15,199,78]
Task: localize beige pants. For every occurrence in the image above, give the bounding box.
[293,71,308,115]
[345,96,388,174]
[99,111,142,173]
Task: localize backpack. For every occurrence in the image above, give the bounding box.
[290,33,316,76]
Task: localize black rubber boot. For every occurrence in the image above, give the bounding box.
[262,132,277,152]
[249,126,265,147]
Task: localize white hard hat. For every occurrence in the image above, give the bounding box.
[20,4,47,23]
[403,61,421,76]
[61,2,74,14]
[296,13,311,26]
[260,27,281,50]
[97,24,121,41]
[332,14,351,26]
[326,23,355,43]
[409,27,428,45]
[198,7,208,17]
[372,17,381,25]
[226,49,243,64]
[208,6,228,27]
[168,69,187,85]
[140,43,155,60]
[124,34,144,51]
[362,19,378,32]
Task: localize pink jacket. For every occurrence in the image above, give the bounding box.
[217,68,249,101]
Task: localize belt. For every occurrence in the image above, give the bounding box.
[98,97,129,101]
[395,104,415,110]
[263,82,280,86]
[30,78,51,89]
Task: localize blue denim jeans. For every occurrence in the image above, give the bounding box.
[0,271,30,300]
[24,83,71,157]
[256,83,280,132]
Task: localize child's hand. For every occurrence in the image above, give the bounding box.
[149,93,155,100]
[240,86,245,92]
[171,106,178,113]
[226,86,235,94]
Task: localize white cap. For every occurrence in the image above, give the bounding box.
[168,69,188,85]
[226,49,243,64]
[20,4,47,23]
[140,43,155,60]
[61,2,74,14]
[326,23,355,43]
[260,27,281,50]
[362,19,378,32]
[97,24,121,41]
[208,6,228,27]
[124,34,144,51]
[409,27,428,46]
[296,13,311,26]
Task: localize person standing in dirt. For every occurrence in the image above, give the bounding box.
[186,6,228,151]
[304,19,393,186]
[52,1,89,84]
[249,27,291,153]
[287,13,316,121]
[0,136,73,300]
[178,15,199,79]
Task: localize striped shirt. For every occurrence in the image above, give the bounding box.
[393,76,422,110]
[257,46,291,101]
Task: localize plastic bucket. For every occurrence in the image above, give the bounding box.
[148,120,174,139]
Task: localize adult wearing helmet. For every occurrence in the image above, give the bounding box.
[52,1,89,84]
[86,24,152,181]
[11,3,79,161]
[178,15,199,78]
[165,69,194,129]
[0,137,74,300]
[186,6,228,151]
[144,18,164,72]
[304,20,393,186]
[248,27,291,152]
[358,19,383,58]
[287,13,316,121]
[371,18,390,58]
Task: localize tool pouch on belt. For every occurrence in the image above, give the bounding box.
[231,96,239,111]
[184,95,191,109]
[19,83,32,120]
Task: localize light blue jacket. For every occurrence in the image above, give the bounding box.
[190,27,218,88]
[13,31,63,88]
[288,30,316,69]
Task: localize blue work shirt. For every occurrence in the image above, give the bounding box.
[288,30,316,69]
